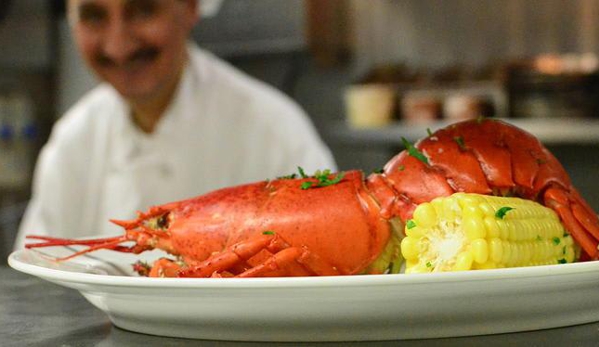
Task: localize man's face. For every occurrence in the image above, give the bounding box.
[68,0,198,103]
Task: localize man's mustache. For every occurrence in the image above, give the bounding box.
[95,47,160,67]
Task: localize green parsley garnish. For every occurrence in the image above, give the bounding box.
[398,165,405,171]
[298,166,310,178]
[495,206,513,219]
[262,230,275,235]
[427,128,433,137]
[406,220,416,229]
[453,136,466,150]
[552,237,561,245]
[301,181,313,189]
[426,262,432,268]
[558,259,567,264]
[278,173,297,179]
[299,169,345,190]
[401,137,429,165]
[372,168,384,174]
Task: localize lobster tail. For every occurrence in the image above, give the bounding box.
[544,187,599,259]
[368,118,599,260]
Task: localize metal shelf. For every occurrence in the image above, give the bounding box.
[328,118,599,147]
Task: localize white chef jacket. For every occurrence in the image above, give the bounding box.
[14,43,336,249]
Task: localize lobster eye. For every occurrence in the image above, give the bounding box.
[145,213,170,231]
[156,213,170,229]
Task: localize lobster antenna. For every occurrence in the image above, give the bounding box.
[26,235,124,248]
[25,235,130,261]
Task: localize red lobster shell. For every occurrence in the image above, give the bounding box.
[26,119,599,276]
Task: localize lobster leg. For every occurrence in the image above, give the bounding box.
[177,234,341,278]
[237,247,313,277]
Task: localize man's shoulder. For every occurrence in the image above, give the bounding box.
[190,46,300,114]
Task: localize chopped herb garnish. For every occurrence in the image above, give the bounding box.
[536,235,542,241]
[299,169,346,190]
[401,137,429,165]
[453,136,466,150]
[426,262,432,268]
[298,166,309,178]
[495,206,514,219]
[262,230,275,235]
[427,128,433,137]
[562,246,566,255]
[406,219,416,229]
[398,165,405,171]
[558,259,567,264]
[301,181,314,189]
[372,168,384,174]
[318,171,345,187]
[278,173,297,179]
[552,237,561,245]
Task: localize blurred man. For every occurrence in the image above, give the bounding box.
[14,0,335,248]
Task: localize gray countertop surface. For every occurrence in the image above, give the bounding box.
[2,265,599,347]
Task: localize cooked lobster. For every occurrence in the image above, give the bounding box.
[25,119,599,277]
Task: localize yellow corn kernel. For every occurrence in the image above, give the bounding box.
[471,239,488,264]
[484,217,500,238]
[489,238,503,264]
[405,225,424,238]
[400,236,420,261]
[463,217,486,240]
[454,252,474,271]
[455,192,483,207]
[412,202,437,228]
[497,220,510,240]
[462,204,483,220]
[478,202,494,216]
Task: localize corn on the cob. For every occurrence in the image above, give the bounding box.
[400,193,577,273]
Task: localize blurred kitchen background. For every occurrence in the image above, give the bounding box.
[2,0,599,260]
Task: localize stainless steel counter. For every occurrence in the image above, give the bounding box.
[2,266,599,346]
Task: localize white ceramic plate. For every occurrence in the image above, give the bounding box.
[8,246,599,342]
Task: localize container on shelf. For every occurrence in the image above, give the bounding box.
[444,94,490,121]
[343,84,396,128]
[400,92,442,123]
